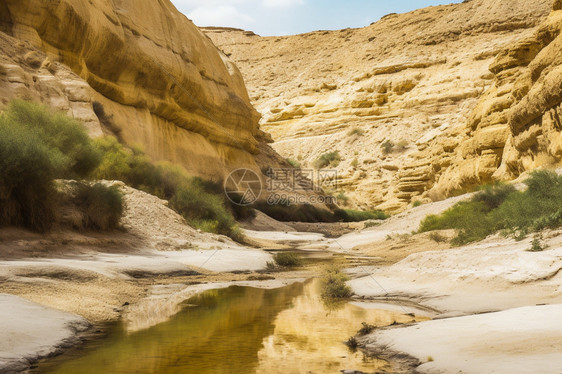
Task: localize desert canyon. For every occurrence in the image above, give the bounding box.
[0,0,562,373]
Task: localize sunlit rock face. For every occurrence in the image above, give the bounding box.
[205,0,553,211]
[431,1,562,196]
[0,0,280,181]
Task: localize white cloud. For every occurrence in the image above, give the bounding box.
[188,5,254,28]
[262,0,304,8]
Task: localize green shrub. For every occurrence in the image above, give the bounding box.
[429,232,448,243]
[5,100,101,178]
[0,122,59,231]
[313,151,341,169]
[419,172,562,245]
[363,221,380,229]
[73,182,124,230]
[92,137,242,239]
[351,158,359,169]
[473,183,516,210]
[170,183,240,240]
[358,322,375,336]
[0,101,102,232]
[381,140,394,155]
[320,267,352,299]
[345,336,358,349]
[286,158,301,168]
[273,252,302,267]
[529,237,547,252]
[413,200,423,207]
[334,209,388,222]
[348,128,364,136]
[336,191,350,206]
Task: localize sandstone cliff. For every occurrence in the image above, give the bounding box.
[430,2,562,196]
[205,0,554,211]
[0,0,279,181]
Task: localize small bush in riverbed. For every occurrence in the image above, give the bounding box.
[529,235,547,252]
[320,266,352,299]
[345,336,358,350]
[348,128,364,137]
[273,252,301,267]
[363,221,380,229]
[358,322,375,336]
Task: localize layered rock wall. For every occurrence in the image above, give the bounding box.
[205,0,553,211]
[0,0,277,181]
[430,3,562,196]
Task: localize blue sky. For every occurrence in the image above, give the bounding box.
[171,0,462,36]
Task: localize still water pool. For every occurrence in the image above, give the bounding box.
[37,279,417,374]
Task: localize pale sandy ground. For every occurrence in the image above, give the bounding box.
[3,182,562,373]
[0,294,90,373]
[340,191,562,373]
[348,232,562,315]
[363,304,562,374]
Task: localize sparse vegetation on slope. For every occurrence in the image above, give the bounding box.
[0,100,242,238]
[92,136,242,240]
[0,100,123,232]
[420,171,562,245]
[313,151,341,169]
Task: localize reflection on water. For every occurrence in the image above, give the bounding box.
[37,280,418,374]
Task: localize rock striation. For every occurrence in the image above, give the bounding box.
[426,1,562,196]
[0,0,280,181]
[205,0,554,211]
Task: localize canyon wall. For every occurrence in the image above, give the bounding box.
[431,2,562,196]
[0,0,280,181]
[205,0,555,211]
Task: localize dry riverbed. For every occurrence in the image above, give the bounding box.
[1,188,562,373]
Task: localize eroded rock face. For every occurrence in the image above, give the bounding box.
[0,32,103,137]
[205,0,553,211]
[430,3,562,196]
[0,0,277,181]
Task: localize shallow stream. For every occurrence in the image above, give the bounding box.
[36,279,417,374]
